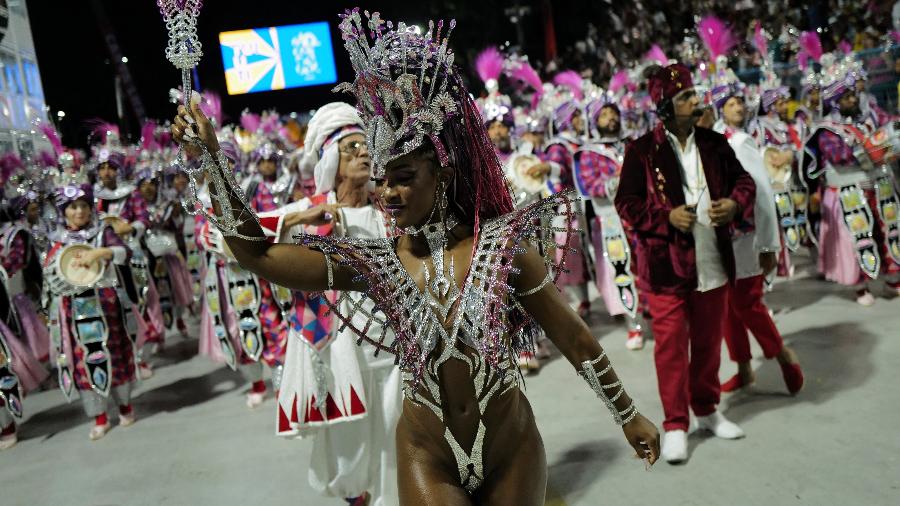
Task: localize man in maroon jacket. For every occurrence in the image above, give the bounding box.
[614,64,756,464]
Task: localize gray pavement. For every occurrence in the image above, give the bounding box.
[2,254,899,505]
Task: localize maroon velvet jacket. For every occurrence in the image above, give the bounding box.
[614,123,756,295]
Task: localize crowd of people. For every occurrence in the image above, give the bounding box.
[2,4,900,505]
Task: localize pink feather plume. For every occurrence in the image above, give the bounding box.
[892,31,900,44]
[140,121,159,151]
[838,39,852,55]
[644,44,669,66]
[86,120,120,144]
[753,21,768,58]
[697,15,736,60]
[609,70,631,94]
[553,70,584,100]
[37,150,57,168]
[798,31,824,63]
[40,124,64,156]
[508,60,543,92]
[474,47,504,85]
[200,91,223,126]
[259,112,280,135]
[0,152,24,182]
[240,111,261,133]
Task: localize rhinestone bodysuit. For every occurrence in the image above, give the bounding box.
[296,190,579,493]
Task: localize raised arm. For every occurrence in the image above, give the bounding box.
[512,243,660,465]
[172,101,362,293]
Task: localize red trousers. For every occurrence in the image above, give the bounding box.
[646,286,726,432]
[725,275,784,363]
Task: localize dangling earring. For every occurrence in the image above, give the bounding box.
[422,178,459,299]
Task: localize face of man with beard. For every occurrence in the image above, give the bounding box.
[838,90,861,118]
[487,120,511,153]
[596,106,621,138]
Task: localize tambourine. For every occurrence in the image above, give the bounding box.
[510,153,548,195]
[763,147,794,190]
[55,244,105,288]
[145,230,178,257]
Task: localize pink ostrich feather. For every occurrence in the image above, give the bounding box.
[87,120,120,144]
[838,39,852,55]
[37,150,57,168]
[474,47,504,85]
[553,70,584,100]
[240,111,261,133]
[200,91,223,126]
[697,15,736,60]
[40,124,65,156]
[509,60,543,92]
[644,44,669,66]
[259,112,280,135]
[609,70,631,94]
[753,21,768,57]
[140,121,159,151]
[891,31,900,44]
[0,152,24,182]
[799,31,824,63]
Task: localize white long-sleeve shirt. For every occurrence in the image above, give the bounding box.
[717,125,781,279]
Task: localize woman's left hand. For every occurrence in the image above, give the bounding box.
[622,413,660,466]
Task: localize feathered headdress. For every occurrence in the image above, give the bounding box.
[644,44,669,66]
[475,46,504,95]
[697,16,736,62]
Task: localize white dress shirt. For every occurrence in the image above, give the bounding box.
[667,129,727,292]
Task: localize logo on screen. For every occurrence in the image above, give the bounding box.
[219,21,337,95]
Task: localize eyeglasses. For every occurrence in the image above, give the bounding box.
[339,140,367,158]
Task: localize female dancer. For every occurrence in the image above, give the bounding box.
[45,173,138,440]
[173,10,658,504]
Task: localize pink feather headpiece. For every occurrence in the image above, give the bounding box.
[798,31,824,70]
[753,21,768,58]
[200,91,223,127]
[644,44,669,66]
[697,15,736,60]
[553,70,584,101]
[40,124,65,156]
[240,111,261,133]
[609,70,631,94]
[474,47,504,93]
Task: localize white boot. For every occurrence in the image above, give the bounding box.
[695,411,745,439]
[662,429,688,464]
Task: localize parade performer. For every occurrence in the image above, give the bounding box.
[45,171,138,440]
[578,91,644,350]
[709,76,804,395]
[615,63,755,464]
[805,58,900,305]
[172,10,658,503]
[268,102,402,506]
[0,156,51,450]
[544,71,593,318]
[91,126,160,378]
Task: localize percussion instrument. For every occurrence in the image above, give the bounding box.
[145,230,179,257]
[52,244,105,294]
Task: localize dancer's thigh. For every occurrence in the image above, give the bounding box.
[396,416,473,506]
[474,425,547,506]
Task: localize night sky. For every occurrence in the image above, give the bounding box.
[26,0,607,149]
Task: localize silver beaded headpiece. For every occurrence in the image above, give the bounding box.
[333,8,461,178]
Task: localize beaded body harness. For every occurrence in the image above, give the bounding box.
[297,190,578,492]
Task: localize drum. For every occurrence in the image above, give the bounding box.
[145,230,178,257]
[55,244,105,288]
[510,153,548,195]
[763,147,793,191]
[863,122,900,166]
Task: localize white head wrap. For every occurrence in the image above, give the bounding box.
[298,102,364,195]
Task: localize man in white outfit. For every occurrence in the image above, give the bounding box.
[261,102,402,506]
